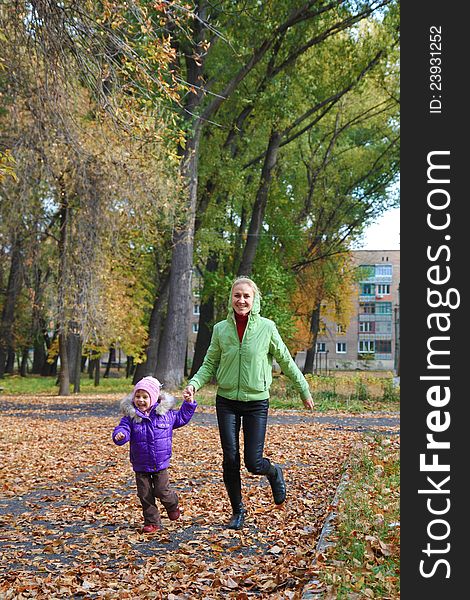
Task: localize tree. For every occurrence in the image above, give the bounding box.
[190,2,399,370]
[0,3,180,389]
[291,253,357,373]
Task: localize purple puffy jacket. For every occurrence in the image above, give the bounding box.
[112,392,197,472]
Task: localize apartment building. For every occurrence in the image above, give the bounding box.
[301,249,400,372]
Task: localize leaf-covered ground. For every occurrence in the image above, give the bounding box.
[0,394,367,599]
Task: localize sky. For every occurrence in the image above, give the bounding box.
[356,207,400,250]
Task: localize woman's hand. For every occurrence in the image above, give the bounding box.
[115,432,125,441]
[183,385,195,402]
[302,396,315,411]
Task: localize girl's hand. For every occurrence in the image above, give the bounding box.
[183,385,195,402]
[115,432,125,441]
[302,396,315,411]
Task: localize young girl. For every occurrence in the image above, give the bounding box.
[113,375,197,533]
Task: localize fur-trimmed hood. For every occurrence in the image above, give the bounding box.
[120,391,176,423]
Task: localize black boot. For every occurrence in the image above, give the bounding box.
[227,505,246,530]
[267,464,286,505]
[223,471,245,529]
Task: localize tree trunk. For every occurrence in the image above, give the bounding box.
[0,234,23,378]
[88,354,93,377]
[58,331,70,395]
[67,327,81,387]
[32,334,47,374]
[49,356,58,377]
[31,267,48,374]
[57,188,70,395]
[303,305,321,374]
[88,357,101,386]
[70,335,82,393]
[126,356,134,379]
[238,131,281,276]
[103,346,115,378]
[190,293,214,378]
[93,357,100,386]
[20,348,29,377]
[41,330,57,376]
[5,348,15,374]
[156,130,201,387]
[133,273,169,384]
[190,253,218,377]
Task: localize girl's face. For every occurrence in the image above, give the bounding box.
[232,283,254,316]
[134,390,151,412]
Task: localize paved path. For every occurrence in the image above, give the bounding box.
[0,398,399,434]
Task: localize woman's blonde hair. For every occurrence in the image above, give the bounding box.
[231,276,261,299]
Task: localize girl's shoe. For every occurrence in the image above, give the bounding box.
[142,523,162,533]
[167,507,180,521]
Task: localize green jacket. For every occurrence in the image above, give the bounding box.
[188,289,311,401]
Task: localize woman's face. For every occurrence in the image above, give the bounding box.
[232,283,254,316]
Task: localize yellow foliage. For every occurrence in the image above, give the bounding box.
[291,252,357,352]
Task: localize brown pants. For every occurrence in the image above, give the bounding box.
[135,469,178,525]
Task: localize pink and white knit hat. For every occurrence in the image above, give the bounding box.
[133,376,162,408]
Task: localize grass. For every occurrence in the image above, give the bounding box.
[317,435,400,599]
[0,371,400,412]
[0,373,131,395]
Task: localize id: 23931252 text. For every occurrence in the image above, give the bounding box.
[429,25,442,115]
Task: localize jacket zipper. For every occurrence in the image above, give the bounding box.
[234,312,251,399]
[238,341,242,398]
[234,314,244,399]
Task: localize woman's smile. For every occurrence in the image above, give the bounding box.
[232,283,254,315]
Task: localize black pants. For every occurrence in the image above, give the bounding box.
[216,395,273,511]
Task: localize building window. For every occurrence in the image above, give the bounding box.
[376,302,392,314]
[336,342,347,353]
[375,340,392,353]
[192,323,199,333]
[360,302,375,314]
[376,321,392,334]
[193,304,200,315]
[375,264,392,277]
[316,342,326,353]
[359,321,373,332]
[376,284,390,295]
[336,324,345,334]
[361,283,375,295]
[358,340,375,353]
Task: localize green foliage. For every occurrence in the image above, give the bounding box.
[381,377,400,403]
[0,150,16,182]
[354,375,370,402]
[254,262,298,344]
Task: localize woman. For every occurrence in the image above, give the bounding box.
[183,276,314,530]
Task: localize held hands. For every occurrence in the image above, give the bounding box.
[302,396,315,411]
[183,385,195,403]
[115,432,125,442]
